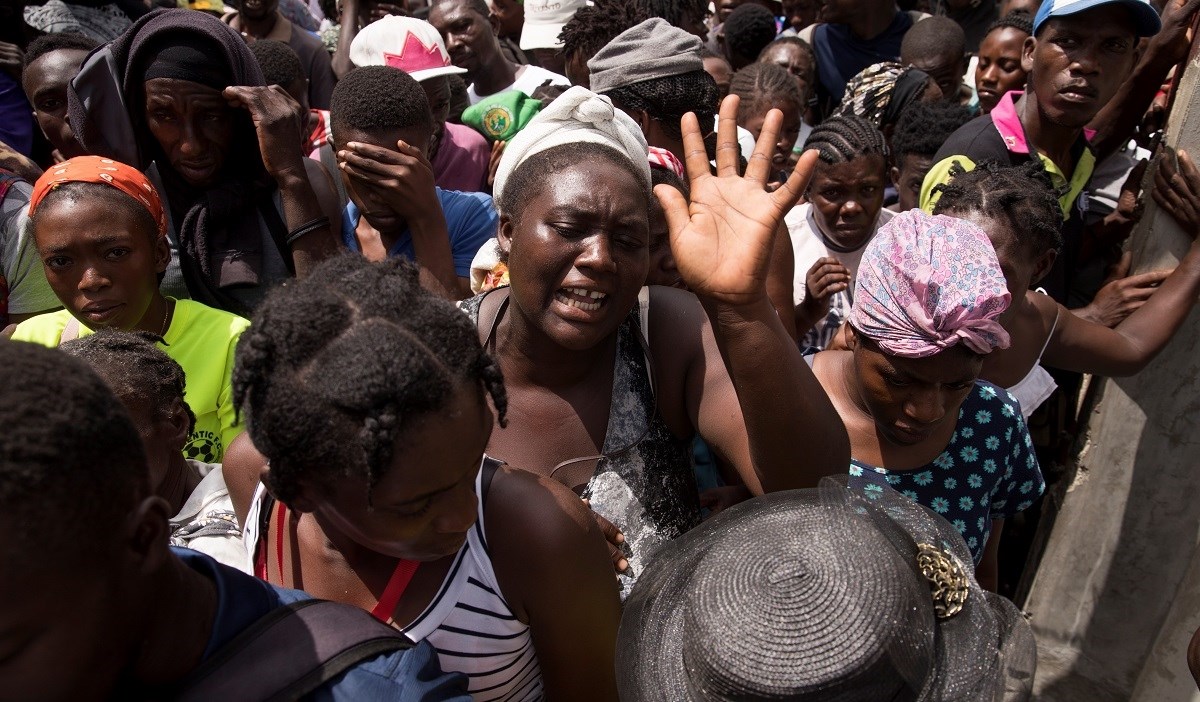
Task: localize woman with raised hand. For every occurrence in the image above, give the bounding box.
[464,86,849,597]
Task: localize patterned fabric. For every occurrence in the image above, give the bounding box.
[23,0,132,42]
[848,382,1045,564]
[31,156,167,236]
[836,61,933,129]
[850,209,1011,358]
[648,146,684,177]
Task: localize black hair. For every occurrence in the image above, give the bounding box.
[900,15,965,62]
[497,142,652,221]
[30,182,159,247]
[730,62,804,122]
[604,70,720,141]
[637,0,709,31]
[803,113,888,164]
[249,39,305,90]
[932,161,1064,256]
[890,101,972,162]
[330,65,433,141]
[61,329,197,435]
[724,4,778,62]
[22,32,99,71]
[0,341,147,561]
[233,255,507,505]
[560,0,649,64]
[757,36,816,76]
[986,10,1034,36]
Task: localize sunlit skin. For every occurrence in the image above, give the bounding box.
[742,99,804,170]
[33,193,172,336]
[703,55,733,99]
[489,0,524,39]
[429,0,504,83]
[807,154,887,249]
[22,48,90,159]
[976,27,1030,114]
[143,78,236,189]
[758,42,814,105]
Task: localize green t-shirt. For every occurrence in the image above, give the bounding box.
[11,298,249,462]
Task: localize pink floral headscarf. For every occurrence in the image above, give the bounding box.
[849,210,1011,358]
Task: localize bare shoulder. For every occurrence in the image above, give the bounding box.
[223,432,268,526]
[485,464,599,545]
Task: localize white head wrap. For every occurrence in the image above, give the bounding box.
[492,86,651,205]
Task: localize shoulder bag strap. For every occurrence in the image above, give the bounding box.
[173,599,413,702]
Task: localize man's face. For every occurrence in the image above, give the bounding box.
[238,0,280,20]
[1024,7,1139,129]
[22,48,90,159]
[430,0,499,81]
[334,125,433,232]
[910,49,964,103]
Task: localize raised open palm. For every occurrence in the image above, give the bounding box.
[656,95,818,306]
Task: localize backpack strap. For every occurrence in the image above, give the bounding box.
[173,599,413,702]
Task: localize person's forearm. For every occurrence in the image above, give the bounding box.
[702,295,849,492]
[1090,41,1178,159]
[276,169,340,277]
[409,213,468,300]
[332,0,360,79]
[1108,242,1200,372]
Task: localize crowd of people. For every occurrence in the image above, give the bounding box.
[3,0,1200,696]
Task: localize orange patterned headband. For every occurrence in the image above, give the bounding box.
[30,156,167,236]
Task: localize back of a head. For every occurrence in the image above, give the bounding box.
[900,16,965,64]
[891,101,972,161]
[637,0,709,32]
[330,65,433,142]
[730,62,804,121]
[560,0,650,66]
[0,341,147,564]
[724,3,777,65]
[804,112,888,165]
[932,161,1064,256]
[249,39,305,91]
[233,255,506,505]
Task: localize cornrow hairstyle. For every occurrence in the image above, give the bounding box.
[638,0,709,32]
[0,341,147,562]
[724,3,778,63]
[329,65,433,144]
[730,62,804,124]
[900,15,965,63]
[22,32,99,71]
[803,113,888,165]
[60,329,197,435]
[932,160,1064,256]
[986,10,1034,37]
[497,142,652,226]
[560,0,650,66]
[232,255,508,505]
[890,101,973,163]
[604,70,720,141]
[249,39,305,90]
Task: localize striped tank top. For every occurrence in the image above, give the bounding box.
[243,461,543,701]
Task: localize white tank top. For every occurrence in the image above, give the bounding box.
[243,463,543,701]
[1006,305,1061,420]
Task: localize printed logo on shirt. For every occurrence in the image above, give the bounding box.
[184,430,222,463]
[482,106,513,139]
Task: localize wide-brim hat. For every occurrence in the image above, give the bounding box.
[617,477,1036,701]
[349,16,467,82]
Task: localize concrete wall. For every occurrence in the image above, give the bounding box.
[1025,50,1200,701]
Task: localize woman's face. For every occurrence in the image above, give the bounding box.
[976,27,1029,114]
[808,154,887,249]
[35,193,168,332]
[143,78,235,188]
[850,331,983,447]
[499,157,650,351]
[742,99,804,170]
[305,382,492,562]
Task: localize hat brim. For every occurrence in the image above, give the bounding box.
[406,65,468,82]
[1035,0,1161,36]
[519,21,567,50]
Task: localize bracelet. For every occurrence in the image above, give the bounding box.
[286,216,330,246]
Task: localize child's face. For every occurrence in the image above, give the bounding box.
[890,153,933,213]
[742,99,804,171]
[34,193,168,332]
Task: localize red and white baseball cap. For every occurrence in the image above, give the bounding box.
[350,16,468,82]
[519,0,587,50]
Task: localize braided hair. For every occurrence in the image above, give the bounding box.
[803,113,888,165]
[232,255,508,505]
[932,161,1064,256]
[60,329,197,434]
[730,62,804,124]
[986,10,1034,37]
[0,341,147,561]
[637,0,709,32]
[604,70,720,141]
[890,101,972,162]
[560,0,650,67]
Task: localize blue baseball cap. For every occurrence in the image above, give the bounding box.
[1033,0,1161,36]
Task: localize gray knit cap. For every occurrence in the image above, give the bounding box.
[587,18,705,94]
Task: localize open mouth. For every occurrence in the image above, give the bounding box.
[554,286,608,313]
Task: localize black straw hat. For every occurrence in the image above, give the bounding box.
[617,478,1036,701]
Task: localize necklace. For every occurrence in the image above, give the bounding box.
[159,299,172,338]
